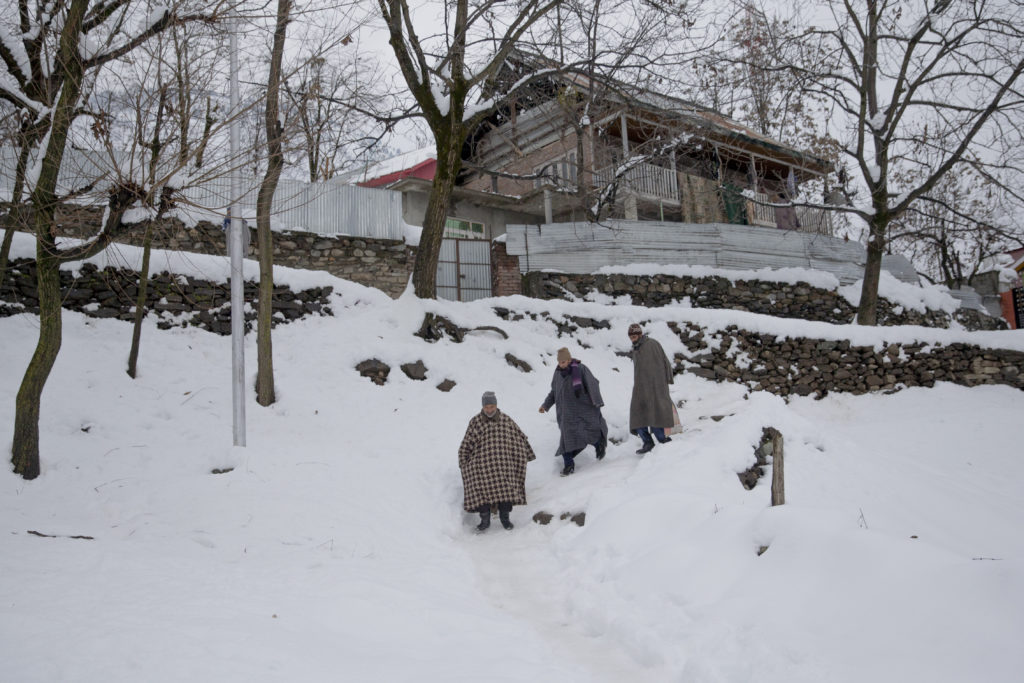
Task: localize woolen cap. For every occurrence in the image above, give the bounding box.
[628,323,643,336]
[481,391,497,406]
[557,347,571,362]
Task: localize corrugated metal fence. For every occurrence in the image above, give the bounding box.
[0,146,403,240]
[437,238,492,302]
[505,220,920,286]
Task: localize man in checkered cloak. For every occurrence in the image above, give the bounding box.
[458,391,536,531]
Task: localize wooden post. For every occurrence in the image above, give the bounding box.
[770,428,785,506]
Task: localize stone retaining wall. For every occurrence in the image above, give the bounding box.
[47,205,414,297]
[666,321,1024,396]
[0,258,332,335]
[524,272,1005,331]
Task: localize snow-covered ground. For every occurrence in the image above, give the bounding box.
[2,243,1022,682]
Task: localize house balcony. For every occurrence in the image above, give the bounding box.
[592,161,679,202]
[588,165,833,236]
[747,191,834,236]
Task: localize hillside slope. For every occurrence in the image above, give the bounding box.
[2,251,1022,682]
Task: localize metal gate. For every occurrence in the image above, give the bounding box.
[436,238,492,301]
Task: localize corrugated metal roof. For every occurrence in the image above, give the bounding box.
[505,220,919,286]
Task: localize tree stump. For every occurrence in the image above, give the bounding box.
[766,427,785,506]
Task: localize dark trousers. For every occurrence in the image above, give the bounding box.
[562,434,607,468]
[634,426,668,448]
[478,502,512,517]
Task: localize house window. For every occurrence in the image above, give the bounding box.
[534,152,577,190]
[444,217,485,239]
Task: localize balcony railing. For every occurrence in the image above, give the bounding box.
[746,191,834,236]
[592,161,679,202]
[747,191,777,227]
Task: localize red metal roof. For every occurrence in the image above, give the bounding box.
[358,158,437,188]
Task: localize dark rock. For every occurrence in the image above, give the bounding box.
[560,511,586,527]
[414,313,465,343]
[505,353,532,373]
[355,359,390,385]
[401,360,428,380]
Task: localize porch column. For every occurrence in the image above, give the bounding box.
[620,111,630,156]
[620,112,637,220]
[746,154,758,225]
[670,150,678,202]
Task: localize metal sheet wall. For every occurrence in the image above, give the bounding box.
[505,220,920,286]
[1,147,403,240]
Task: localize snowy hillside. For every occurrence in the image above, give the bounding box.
[2,250,1022,683]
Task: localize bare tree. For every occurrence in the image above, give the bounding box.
[711,1,839,162]
[375,0,565,298]
[887,164,1023,287]
[108,23,225,379]
[0,0,235,479]
[253,0,291,406]
[785,0,1024,324]
[284,47,394,182]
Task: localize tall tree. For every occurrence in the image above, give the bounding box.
[254,0,291,406]
[786,0,1024,324]
[376,0,562,298]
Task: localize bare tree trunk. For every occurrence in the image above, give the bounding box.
[126,226,153,379]
[255,0,291,406]
[0,225,14,287]
[11,0,89,479]
[412,130,462,298]
[769,428,785,506]
[12,233,62,480]
[856,219,887,325]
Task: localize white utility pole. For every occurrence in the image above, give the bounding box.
[229,20,247,446]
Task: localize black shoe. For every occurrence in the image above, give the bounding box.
[476,509,491,532]
[636,443,654,455]
[560,463,575,476]
[657,436,673,444]
[595,438,606,460]
[498,502,513,529]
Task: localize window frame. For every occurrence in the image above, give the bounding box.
[443,216,486,239]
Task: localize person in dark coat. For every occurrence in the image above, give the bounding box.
[627,323,675,454]
[458,391,536,532]
[539,347,608,477]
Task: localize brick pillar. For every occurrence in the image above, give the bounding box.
[490,240,522,297]
[1001,289,1019,329]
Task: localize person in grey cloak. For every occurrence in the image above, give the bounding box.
[538,348,608,476]
[458,391,536,532]
[628,323,675,454]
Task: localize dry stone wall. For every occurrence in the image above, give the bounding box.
[48,206,414,297]
[524,272,1006,331]
[667,321,1024,397]
[1,259,332,335]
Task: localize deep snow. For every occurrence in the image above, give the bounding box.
[2,241,1022,682]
